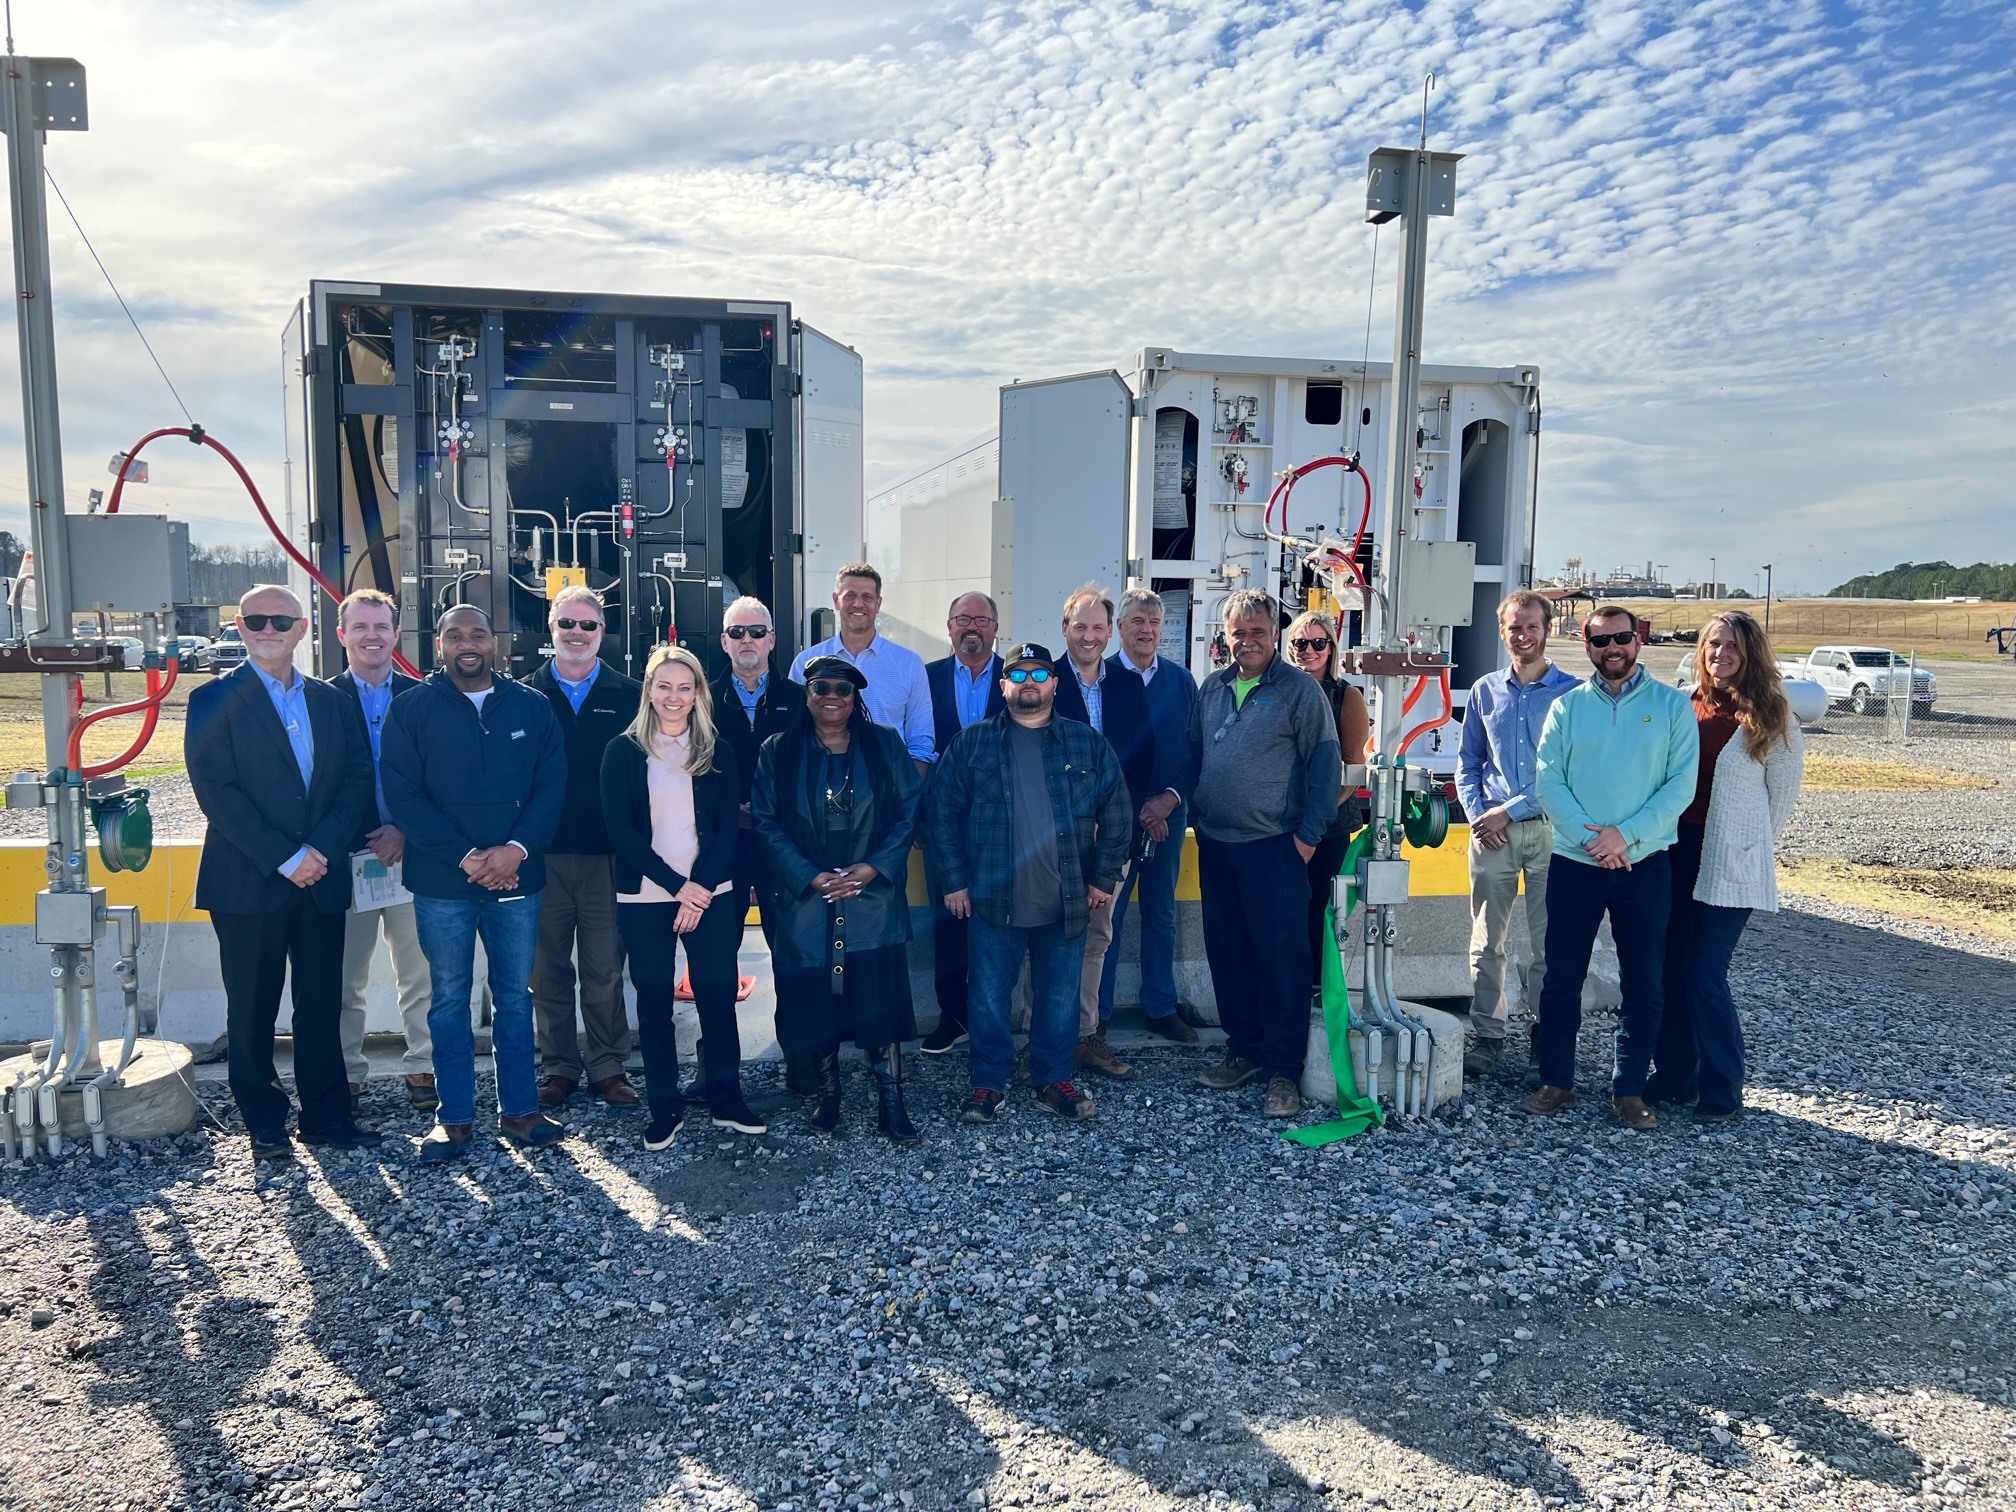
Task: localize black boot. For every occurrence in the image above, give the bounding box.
[784,1051,821,1097]
[810,1050,843,1133]
[869,1045,919,1144]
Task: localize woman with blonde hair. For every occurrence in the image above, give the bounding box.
[1285,608,1371,991]
[600,644,761,1149]
[1644,610,1803,1121]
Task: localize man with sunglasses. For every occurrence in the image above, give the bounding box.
[1179,590,1341,1120]
[1525,606,1698,1130]
[187,585,376,1160]
[918,591,1007,1056]
[526,585,645,1111]
[927,643,1132,1124]
[1456,591,1581,1080]
[709,595,806,950]
[788,562,934,773]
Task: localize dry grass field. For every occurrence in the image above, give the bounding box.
[1638,597,2016,662]
[0,670,191,776]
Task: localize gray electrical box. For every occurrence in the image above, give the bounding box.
[1398,538,1477,634]
[66,515,190,613]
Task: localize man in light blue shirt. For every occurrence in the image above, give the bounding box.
[788,562,934,770]
[251,655,318,879]
[1455,591,1581,1076]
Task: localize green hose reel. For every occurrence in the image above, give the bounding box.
[1402,788,1450,849]
[89,789,154,873]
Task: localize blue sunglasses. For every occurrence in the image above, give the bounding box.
[1005,667,1053,684]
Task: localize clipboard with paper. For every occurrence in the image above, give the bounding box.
[350,849,413,912]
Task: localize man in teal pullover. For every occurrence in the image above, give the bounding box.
[1523,606,1699,1128]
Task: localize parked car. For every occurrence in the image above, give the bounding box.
[171,634,214,672]
[1777,645,1935,716]
[208,626,247,671]
[102,635,146,669]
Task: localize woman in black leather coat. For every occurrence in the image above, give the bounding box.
[751,657,923,1139]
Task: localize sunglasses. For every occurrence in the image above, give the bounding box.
[723,624,771,640]
[555,617,601,632]
[807,679,857,697]
[1290,638,1332,654]
[1585,631,1637,648]
[1005,667,1053,684]
[240,614,299,632]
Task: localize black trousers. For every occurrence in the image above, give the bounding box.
[618,898,743,1111]
[212,895,350,1139]
[731,829,776,950]
[1196,831,1314,1081]
[1304,831,1352,992]
[925,853,971,1031]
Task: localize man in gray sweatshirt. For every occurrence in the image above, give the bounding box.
[1177,590,1342,1118]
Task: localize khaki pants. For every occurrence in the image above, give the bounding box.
[1467,818,1552,1041]
[1077,863,1127,1036]
[340,899,433,1083]
[532,853,631,1084]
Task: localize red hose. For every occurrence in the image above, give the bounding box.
[108,426,422,678]
[70,656,179,775]
[1396,670,1453,757]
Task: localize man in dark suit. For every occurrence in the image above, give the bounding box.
[186,584,376,1160]
[708,595,806,948]
[525,586,644,1110]
[1052,585,1152,1078]
[331,588,433,1113]
[918,591,1006,1055]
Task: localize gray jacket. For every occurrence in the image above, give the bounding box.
[1182,656,1341,846]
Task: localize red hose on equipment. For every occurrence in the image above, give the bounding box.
[69,656,180,776]
[1396,670,1453,757]
[108,425,422,678]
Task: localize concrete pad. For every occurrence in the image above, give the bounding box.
[1300,999,1466,1115]
[0,1038,197,1145]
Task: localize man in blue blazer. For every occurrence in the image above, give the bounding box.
[918,591,1006,1055]
[186,585,376,1160]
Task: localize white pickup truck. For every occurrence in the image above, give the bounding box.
[1777,645,1936,716]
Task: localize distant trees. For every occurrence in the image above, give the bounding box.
[185,543,290,605]
[1830,561,2016,600]
[0,529,22,577]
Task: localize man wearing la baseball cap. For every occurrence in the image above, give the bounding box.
[925,641,1132,1124]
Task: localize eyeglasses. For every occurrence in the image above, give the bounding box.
[950,615,997,628]
[723,624,771,640]
[1585,631,1638,648]
[240,614,299,632]
[1005,667,1053,684]
[1290,638,1332,654]
[555,617,601,632]
[807,679,857,697]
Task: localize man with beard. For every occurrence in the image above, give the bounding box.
[918,591,1005,1055]
[1525,606,1698,1130]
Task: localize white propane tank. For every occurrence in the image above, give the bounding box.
[1785,678,1827,725]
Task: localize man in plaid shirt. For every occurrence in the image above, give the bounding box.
[927,642,1132,1125]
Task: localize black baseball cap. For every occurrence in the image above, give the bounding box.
[1001,641,1054,669]
[802,655,867,690]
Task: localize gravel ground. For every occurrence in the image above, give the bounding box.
[3,901,2014,1512]
[1782,731,2016,870]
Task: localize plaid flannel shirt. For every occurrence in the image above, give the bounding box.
[925,711,1133,937]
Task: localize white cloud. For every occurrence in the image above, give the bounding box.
[0,0,2003,593]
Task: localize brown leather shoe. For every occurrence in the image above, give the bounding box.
[1073,1032,1133,1079]
[1145,1014,1200,1044]
[537,1075,577,1109]
[405,1074,439,1112]
[1262,1076,1301,1119]
[593,1073,641,1108]
[1519,1085,1578,1117]
[1611,1095,1658,1131]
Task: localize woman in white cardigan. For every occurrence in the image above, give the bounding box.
[1645,611,1803,1122]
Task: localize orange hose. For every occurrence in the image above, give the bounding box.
[1396,670,1453,757]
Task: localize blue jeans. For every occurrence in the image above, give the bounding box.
[414,892,543,1124]
[967,916,1085,1092]
[1098,811,1186,1021]
[1534,851,1671,1096]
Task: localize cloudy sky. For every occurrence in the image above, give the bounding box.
[1,0,2010,594]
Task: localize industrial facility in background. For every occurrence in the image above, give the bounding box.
[282,281,865,679]
[868,350,1539,778]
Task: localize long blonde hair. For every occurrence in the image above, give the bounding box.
[1692,611,1792,758]
[625,645,718,776]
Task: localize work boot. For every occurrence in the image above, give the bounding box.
[419,1122,473,1163]
[1073,1031,1132,1079]
[810,1051,844,1133]
[1463,1038,1504,1078]
[1610,1095,1658,1132]
[869,1045,919,1144]
[404,1074,439,1112]
[1262,1076,1301,1119]
[1145,1013,1199,1044]
[499,1111,566,1149]
[1197,1055,1263,1090]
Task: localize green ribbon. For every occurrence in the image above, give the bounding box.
[1281,828,1384,1147]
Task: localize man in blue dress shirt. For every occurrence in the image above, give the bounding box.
[1455,591,1581,1077]
[788,563,934,772]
